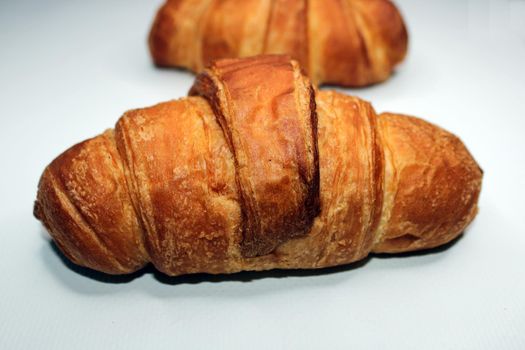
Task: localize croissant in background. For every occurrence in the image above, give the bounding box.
[34,55,482,277]
[149,0,408,87]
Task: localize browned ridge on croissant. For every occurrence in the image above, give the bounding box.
[149,0,408,87]
[34,55,482,276]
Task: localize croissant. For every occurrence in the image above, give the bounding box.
[149,0,408,87]
[34,55,482,276]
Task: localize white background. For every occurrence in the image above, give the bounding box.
[1,0,524,348]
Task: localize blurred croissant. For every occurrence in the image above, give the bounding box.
[34,55,481,276]
[149,0,408,86]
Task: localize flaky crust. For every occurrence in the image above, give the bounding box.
[148,0,408,87]
[188,56,320,257]
[34,56,482,276]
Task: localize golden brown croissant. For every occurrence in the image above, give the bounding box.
[34,55,482,276]
[149,0,408,87]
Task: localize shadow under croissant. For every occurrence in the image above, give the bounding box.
[47,234,464,286]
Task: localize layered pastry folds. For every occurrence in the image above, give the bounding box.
[149,0,409,86]
[34,56,482,276]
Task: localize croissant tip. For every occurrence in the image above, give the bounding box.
[33,199,43,221]
[478,165,484,176]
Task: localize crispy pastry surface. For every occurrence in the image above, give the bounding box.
[34,56,482,276]
[149,0,408,87]
[189,56,320,257]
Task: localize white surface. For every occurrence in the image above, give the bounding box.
[1,0,524,348]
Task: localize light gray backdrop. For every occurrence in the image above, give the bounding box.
[1,0,524,348]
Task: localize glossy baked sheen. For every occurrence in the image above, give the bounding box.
[34,56,482,276]
[149,0,408,87]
